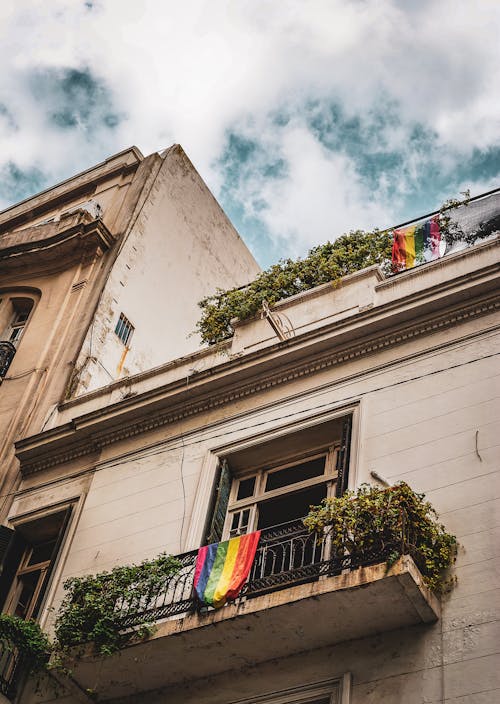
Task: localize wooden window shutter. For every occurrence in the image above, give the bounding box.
[32,505,73,619]
[0,526,25,611]
[335,416,352,498]
[204,460,232,545]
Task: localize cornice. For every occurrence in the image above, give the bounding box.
[0,213,116,276]
[0,154,141,235]
[16,293,500,475]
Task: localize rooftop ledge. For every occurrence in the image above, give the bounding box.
[64,555,439,700]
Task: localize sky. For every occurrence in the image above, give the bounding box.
[1,0,499,267]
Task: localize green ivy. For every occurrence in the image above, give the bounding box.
[0,614,51,675]
[196,191,495,346]
[54,553,181,657]
[303,482,457,593]
[196,229,393,345]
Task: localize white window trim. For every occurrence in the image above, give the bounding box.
[230,674,352,704]
[223,447,339,539]
[184,404,360,552]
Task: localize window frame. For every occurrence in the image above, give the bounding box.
[3,504,73,623]
[222,445,339,540]
[1,296,35,348]
[230,674,351,704]
[186,405,360,553]
[114,312,135,347]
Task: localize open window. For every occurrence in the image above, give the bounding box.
[0,506,72,620]
[0,296,35,379]
[2,297,34,348]
[204,414,353,544]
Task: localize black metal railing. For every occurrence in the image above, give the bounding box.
[0,643,23,700]
[116,519,397,629]
[0,341,16,379]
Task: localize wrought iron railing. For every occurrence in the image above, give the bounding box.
[0,642,23,700]
[116,519,397,629]
[0,341,16,379]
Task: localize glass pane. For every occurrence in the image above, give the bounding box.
[241,509,250,527]
[231,513,239,530]
[257,484,327,529]
[237,477,256,500]
[14,571,41,619]
[27,539,57,566]
[265,457,326,492]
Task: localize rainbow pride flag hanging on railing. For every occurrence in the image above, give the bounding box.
[392,218,441,271]
[193,531,261,608]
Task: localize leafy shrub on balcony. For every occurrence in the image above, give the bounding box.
[304,482,457,593]
[196,191,496,346]
[196,229,393,345]
[54,553,181,657]
[0,613,51,676]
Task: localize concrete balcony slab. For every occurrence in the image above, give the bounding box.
[65,556,439,701]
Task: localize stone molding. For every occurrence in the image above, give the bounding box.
[0,212,116,276]
[16,293,499,475]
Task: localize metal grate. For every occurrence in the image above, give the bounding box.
[111,519,401,629]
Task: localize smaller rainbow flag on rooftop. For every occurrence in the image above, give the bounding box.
[193,531,261,609]
[392,218,441,271]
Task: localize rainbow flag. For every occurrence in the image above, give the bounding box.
[392,218,441,271]
[193,531,261,608]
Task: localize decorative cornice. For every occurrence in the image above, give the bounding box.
[0,212,116,276]
[17,293,500,475]
[0,151,141,235]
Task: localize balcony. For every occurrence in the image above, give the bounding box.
[64,519,440,700]
[0,341,15,380]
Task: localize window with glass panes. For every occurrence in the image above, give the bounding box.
[224,447,339,539]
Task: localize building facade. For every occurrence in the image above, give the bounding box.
[0,143,260,528]
[0,173,499,703]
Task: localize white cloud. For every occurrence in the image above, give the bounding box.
[0,0,499,254]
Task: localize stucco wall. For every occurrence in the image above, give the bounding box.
[10,244,500,703]
[72,145,260,396]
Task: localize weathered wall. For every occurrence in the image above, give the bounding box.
[0,149,150,521]
[71,145,260,396]
[10,243,500,703]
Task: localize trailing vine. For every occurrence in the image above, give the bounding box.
[196,228,393,345]
[303,482,457,593]
[197,190,496,346]
[54,553,181,657]
[0,613,51,676]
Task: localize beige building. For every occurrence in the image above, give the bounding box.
[0,168,499,704]
[0,143,259,526]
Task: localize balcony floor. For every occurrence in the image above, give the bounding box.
[65,556,439,701]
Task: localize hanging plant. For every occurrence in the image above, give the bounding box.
[54,553,181,657]
[0,613,51,676]
[196,228,393,345]
[303,482,457,593]
[196,190,496,346]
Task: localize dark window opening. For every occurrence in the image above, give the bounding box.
[236,476,256,500]
[265,456,326,492]
[3,508,72,621]
[257,484,327,530]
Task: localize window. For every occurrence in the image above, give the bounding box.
[114,313,134,346]
[230,675,350,704]
[0,297,35,379]
[226,451,337,539]
[1,297,34,347]
[204,414,352,545]
[0,507,72,620]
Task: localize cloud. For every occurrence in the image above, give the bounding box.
[0,0,499,263]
